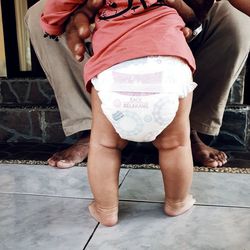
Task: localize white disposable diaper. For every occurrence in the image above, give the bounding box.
[92,56,197,142]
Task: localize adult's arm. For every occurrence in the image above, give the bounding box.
[67,0,215,61]
[40,0,84,36]
[228,0,250,16]
[65,0,104,61]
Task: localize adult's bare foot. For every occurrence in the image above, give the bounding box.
[191,130,228,168]
[47,134,90,168]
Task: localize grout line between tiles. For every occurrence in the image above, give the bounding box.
[195,203,250,209]
[0,191,93,200]
[83,223,100,250]
[118,169,131,188]
[118,199,250,209]
[1,192,250,209]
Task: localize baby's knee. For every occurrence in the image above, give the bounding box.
[92,135,128,151]
[153,132,190,151]
[102,138,128,151]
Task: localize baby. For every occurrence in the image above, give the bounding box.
[40,0,214,226]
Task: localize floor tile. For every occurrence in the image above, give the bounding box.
[0,193,96,250]
[191,171,250,207]
[119,169,250,207]
[0,164,129,198]
[86,201,250,250]
[120,169,164,202]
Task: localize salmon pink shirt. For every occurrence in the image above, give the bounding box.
[41,0,196,92]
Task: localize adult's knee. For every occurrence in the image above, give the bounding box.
[24,0,45,34]
[213,1,250,53]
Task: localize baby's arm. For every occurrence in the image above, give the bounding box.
[40,0,84,37]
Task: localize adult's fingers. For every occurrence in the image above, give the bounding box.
[65,0,104,60]
[81,0,104,21]
[72,12,92,40]
[164,0,197,24]
[181,27,193,42]
[184,0,215,20]
[65,14,89,61]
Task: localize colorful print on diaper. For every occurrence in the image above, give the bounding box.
[152,97,177,125]
[111,110,143,137]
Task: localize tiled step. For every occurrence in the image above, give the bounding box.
[0,106,75,144]
[1,78,250,149]
[227,65,246,104]
[0,71,247,107]
[214,105,250,151]
[0,78,56,107]
[0,104,250,151]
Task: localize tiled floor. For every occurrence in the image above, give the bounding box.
[0,164,249,250]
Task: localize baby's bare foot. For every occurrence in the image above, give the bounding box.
[164,195,195,216]
[88,201,118,227]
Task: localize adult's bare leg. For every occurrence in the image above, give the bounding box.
[25,0,92,168]
[189,1,250,167]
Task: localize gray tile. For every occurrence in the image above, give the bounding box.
[0,193,96,250]
[119,169,250,207]
[87,201,250,250]
[120,169,164,202]
[192,172,250,207]
[0,164,129,198]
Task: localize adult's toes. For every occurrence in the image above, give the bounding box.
[47,152,62,166]
[217,152,228,164]
[48,156,59,167]
[56,159,75,169]
[217,161,223,167]
[221,151,228,161]
[209,152,219,161]
[203,159,219,168]
[47,159,56,167]
[208,151,227,167]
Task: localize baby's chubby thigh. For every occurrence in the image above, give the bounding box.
[153,92,193,150]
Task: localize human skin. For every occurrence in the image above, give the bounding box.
[227,0,250,16]
[48,0,231,169]
[88,88,195,226]
[65,0,214,61]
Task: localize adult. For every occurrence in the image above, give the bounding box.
[25,0,250,168]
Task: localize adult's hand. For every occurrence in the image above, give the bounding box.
[164,0,215,41]
[227,0,250,16]
[66,0,215,59]
[65,0,104,61]
[165,0,214,22]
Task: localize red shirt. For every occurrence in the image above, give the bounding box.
[41,0,196,92]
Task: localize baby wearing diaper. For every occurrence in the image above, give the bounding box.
[40,0,200,227]
[88,56,196,227]
[92,56,197,142]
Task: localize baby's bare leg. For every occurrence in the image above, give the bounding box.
[88,89,127,226]
[153,93,195,216]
